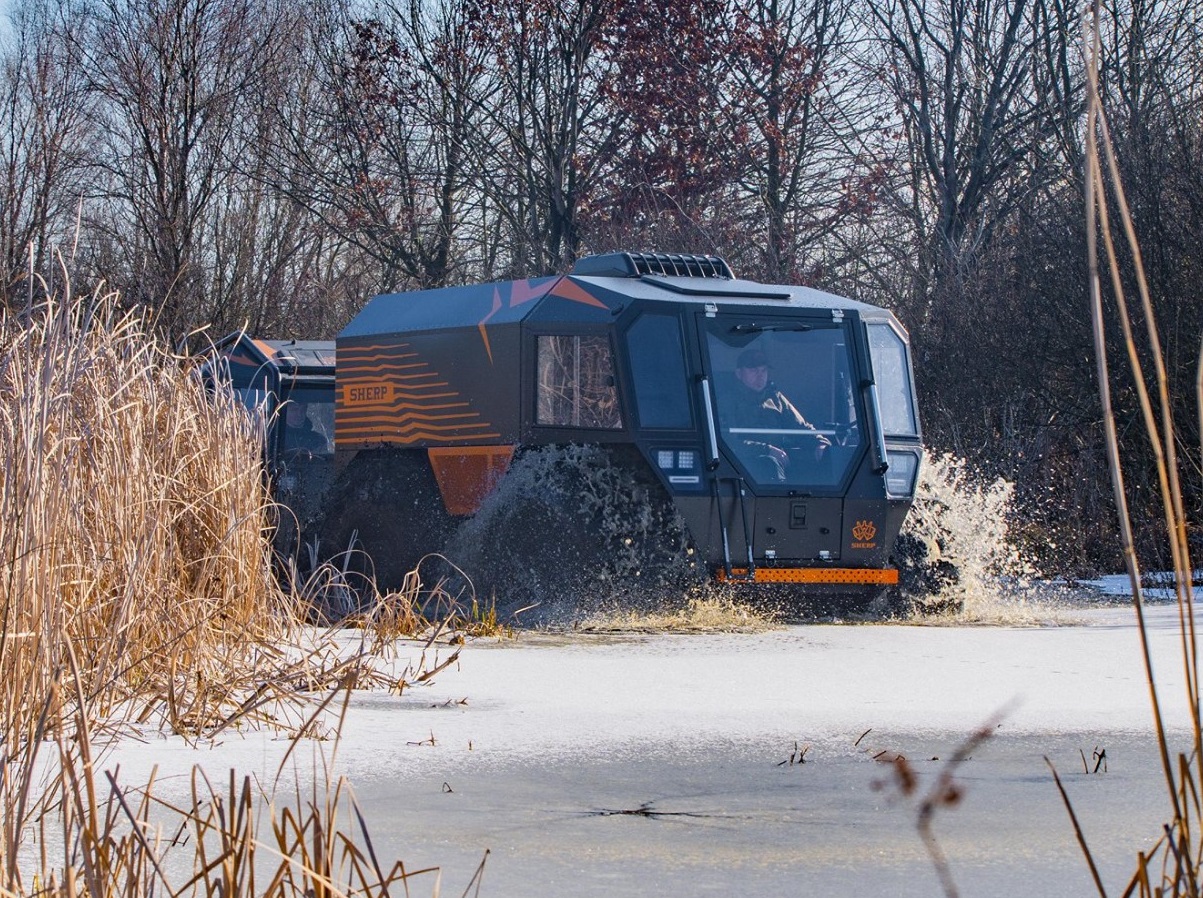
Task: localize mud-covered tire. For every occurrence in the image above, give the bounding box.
[443,445,703,623]
[315,447,454,594]
[881,531,962,616]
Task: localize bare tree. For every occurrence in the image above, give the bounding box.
[869,0,1052,300]
[575,0,893,285]
[722,0,872,282]
[76,0,284,336]
[0,0,93,300]
[265,1,487,294]
[468,0,624,276]
[1090,0,1203,554]
[586,0,734,254]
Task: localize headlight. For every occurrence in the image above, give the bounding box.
[885,450,920,497]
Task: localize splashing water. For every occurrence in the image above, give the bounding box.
[903,451,1080,625]
[446,444,1083,629]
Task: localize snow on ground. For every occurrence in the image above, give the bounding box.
[102,591,1200,897]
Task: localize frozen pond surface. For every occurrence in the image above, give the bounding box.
[111,599,1197,896]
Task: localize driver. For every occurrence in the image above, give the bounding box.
[725,349,830,480]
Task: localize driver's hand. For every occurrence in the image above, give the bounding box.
[769,445,789,465]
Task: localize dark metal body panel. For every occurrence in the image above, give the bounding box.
[336,325,523,447]
[341,277,558,338]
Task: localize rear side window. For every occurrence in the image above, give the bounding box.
[536,335,623,429]
[625,314,692,429]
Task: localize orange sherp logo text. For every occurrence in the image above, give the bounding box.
[851,520,878,549]
[343,383,394,404]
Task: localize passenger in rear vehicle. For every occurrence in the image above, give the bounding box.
[283,401,330,455]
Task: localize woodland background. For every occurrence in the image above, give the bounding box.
[1,0,1199,574]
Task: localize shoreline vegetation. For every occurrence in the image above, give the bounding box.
[0,276,464,898]
[1042,9,1203,895]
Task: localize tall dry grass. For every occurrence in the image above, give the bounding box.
[0,274,461,897]
[0,275,292,890]
[0,277,294,746]
[9,682,458,898]
[1053,5,1202,895]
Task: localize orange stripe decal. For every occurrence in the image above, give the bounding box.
[335,339,499,446]
[715,567,899,585]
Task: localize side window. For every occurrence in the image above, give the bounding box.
[867,322,919,437]
[626,313,692,429]
[536,335,623,429]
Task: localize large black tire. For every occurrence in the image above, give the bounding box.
[874,531,962,618]
[314,447,454,595]
[442,445,703,624]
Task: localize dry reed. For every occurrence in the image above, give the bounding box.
[576,593,776,633]
[0,272,455,897]
[0,277,294,745]
[13,675,450,898]
[1053,5,1203,895]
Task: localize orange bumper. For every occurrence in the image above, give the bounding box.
[715,566,899,585]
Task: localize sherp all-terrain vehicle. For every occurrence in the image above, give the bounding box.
[210,252,924,614]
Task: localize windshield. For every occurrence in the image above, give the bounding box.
[705,320,861,490]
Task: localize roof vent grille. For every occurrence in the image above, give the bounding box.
[572,251,734,279]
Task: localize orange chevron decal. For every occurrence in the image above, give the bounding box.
[338,432,501,446]
[475,278,563,364]
[341,371,444,386]
[477,286,505,364]
[337,422,500,441]
[342,409,480,425]
[337,360,427,373]
[340,411,487,426]
[510,279,545,307]
[337,342,423,355]
[549,278,607,308]
[340,426,495,442]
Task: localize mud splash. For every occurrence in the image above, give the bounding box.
[441,445,1088,630]
[443,444,704,625]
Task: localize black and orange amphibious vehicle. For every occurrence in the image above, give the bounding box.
[209,252,924,613]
